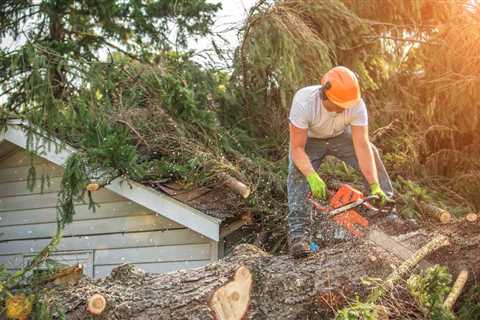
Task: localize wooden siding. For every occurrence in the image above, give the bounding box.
[0,147,217,278]
[0,177,63,197]
[0,254,23,270]
[0,141,20,160]
[0,189,124,212]
[0,163,63,183]
[0,229,208,253]
[0,215,183,241]
[94,243,211,265]
[0,201,153,226]
[0,149,48,167]
[94,260,210,278]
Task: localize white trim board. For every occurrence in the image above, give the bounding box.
[1,120,220,241]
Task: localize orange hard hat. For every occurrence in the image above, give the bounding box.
[321,66,361,108]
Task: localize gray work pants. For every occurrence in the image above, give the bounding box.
[287,128,394,241]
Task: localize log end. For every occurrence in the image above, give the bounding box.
[210,266,252,320]
[87,293,106,315]
[420,202,452,224]
[439,211,452,224]
[465,213,478,223]
[86,183,100,192]
[218,173,251,198]
[6,294,33,320]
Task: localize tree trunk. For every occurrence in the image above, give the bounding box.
[46,220,480,319]
[50,241,404,319]
[49,2,66,100]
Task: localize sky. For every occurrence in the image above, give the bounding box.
[188,0,258,65]
[0,0,258,59]
[207,0,257,44]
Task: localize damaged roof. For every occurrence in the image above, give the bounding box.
[1,120,227,241]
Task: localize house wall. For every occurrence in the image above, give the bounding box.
[0,144,218,278]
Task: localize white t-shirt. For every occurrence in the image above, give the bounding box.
[289,85,368,139]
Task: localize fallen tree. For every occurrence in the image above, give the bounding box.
[33,217,480,320]
[42,232,461,319]
[48,242,397,319]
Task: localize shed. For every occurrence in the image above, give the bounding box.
[0,121,229,279]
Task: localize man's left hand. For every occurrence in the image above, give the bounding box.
[370,182,388,207]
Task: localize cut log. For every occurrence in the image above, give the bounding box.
[6,294,33,320]
[419,202,452,224]
[443,269,469,310]
[86,183,100,192]
[465,213,478,223]
[87,293,106,315]
[218,172,251,198]
[210,266,252,320]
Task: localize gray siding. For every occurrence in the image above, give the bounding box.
[0,146,216,278]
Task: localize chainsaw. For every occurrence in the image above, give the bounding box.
[307,184,428,267]
[307,184,391,237]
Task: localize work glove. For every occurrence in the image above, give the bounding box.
[306,172,327,200]
[369,182,387,207]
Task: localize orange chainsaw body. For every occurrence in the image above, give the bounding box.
[330,185,369,237]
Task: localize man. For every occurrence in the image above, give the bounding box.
[287,66,394,258]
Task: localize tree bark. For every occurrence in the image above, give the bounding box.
[48,1,66,100]
[443,269,469,310]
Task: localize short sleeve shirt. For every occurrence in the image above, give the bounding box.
[289,85,368,139]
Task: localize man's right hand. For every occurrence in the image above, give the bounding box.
[306,172,327,200]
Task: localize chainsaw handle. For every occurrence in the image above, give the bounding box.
[364,194,380,201]
[364,194,396,211]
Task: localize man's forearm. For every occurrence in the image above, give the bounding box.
[355,143,378,185]
[291,147,315,178]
